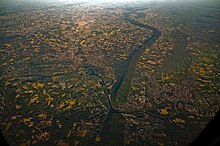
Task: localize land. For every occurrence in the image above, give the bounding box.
[0,0,220,146]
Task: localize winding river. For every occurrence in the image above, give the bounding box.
[100,6,161,145]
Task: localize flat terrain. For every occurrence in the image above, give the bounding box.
[0,0,220,146]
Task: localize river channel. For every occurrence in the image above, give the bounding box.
[98,6,161,146]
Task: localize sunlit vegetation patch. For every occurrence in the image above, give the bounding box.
[1,65,111,145]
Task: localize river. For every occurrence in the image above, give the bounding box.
[99,6,161,145]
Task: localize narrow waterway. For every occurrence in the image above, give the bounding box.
[100,6,161,145]
[111,8,161,109]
